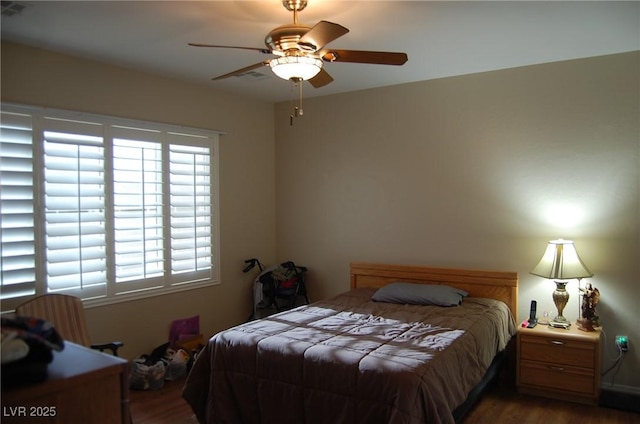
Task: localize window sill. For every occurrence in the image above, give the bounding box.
[83,280,221,309]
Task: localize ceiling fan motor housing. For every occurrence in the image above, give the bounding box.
[265,24,316,54]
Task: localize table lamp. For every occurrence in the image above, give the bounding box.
[530,239,593,328]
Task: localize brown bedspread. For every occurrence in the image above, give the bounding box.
[183,288,515,424]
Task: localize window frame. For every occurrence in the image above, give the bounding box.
[0,103,221,311]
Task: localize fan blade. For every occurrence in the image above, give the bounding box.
[321,49,408,65]
[189,43,271,54]
[212,61,270,80]
[309,68,334,88]
[298,21,349,51]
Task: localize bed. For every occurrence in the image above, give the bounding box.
[183,262,518,424]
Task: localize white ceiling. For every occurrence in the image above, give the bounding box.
[2,1,639,102]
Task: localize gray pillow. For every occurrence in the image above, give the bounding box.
[371,282,468,306]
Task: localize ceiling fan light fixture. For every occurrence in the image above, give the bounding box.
[270,55,322,81]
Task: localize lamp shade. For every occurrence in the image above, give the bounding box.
[269,55,322,81]
[530,239,593,280]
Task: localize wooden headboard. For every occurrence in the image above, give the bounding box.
[350,262,518,318]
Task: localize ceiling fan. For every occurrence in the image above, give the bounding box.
[189,0,408,122]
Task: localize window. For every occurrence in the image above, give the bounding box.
[0,104,220,309]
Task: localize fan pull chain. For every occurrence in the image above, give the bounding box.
[290,77,304,126]
[298,78,304,116]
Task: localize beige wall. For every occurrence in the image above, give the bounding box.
[1,41,277,358]
[275,52,639,391]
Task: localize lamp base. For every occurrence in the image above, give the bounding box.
[552,280,570,328]
[549,321,571,329]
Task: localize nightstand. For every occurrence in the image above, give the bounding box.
[516,324,602,405]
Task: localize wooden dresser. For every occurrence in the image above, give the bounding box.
[2,342,129,423]
[517,324,602,405]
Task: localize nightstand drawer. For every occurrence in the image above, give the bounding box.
[520,359,595,395]
[520,335,595,368]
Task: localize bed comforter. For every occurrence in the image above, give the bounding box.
[183,288,515,424]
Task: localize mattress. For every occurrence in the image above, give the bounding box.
[183,287,515,424]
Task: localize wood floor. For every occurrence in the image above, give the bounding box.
[130,377,639,424]
[130,378,197,424]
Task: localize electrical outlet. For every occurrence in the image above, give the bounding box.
[615,335,629,352]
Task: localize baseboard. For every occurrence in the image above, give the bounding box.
[599,386,640,413]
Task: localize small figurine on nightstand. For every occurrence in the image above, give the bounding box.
[578,283,600,332]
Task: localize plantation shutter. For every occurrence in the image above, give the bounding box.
[0,111,36,299]
[42,117,107,299]
[112,126,165,292]
[168,133,213,283]
[1,103,220,307]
